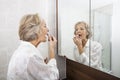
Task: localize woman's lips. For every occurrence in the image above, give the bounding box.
[47,33,54,41]
[78,34,82,38]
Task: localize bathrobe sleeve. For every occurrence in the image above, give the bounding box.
[74,47,89,65]
[27,55,59,80]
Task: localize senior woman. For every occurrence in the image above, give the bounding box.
[7,14,59,80]
[73,21,103,70]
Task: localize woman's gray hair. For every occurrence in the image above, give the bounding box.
[19,14,42,41]
[74,21,92,39]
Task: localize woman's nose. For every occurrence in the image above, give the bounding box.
[77,29,81,32]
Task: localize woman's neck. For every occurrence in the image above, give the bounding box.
[30,39,41,47]
[82,39,88,47]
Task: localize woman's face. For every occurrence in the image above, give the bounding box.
[75,23,88,40]
[39,20,49,42]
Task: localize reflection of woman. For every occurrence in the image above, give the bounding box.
[7,14,59,80]
[73,21,103,70]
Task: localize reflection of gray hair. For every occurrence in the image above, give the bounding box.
[19,14,42,41]
[74,21,92,39]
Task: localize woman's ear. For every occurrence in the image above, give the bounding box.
[86,31,89,39]
[86,31,89,35]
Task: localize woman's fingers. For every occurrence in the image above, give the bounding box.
[49,35,57,42]
[51,36,57,42]
[73,36,82,46]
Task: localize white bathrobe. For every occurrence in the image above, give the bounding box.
[74,39,103,70]
[7,41,59,80]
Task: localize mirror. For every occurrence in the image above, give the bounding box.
[91,0,113,73]
[58,0,120,78]
[58,0,90,62]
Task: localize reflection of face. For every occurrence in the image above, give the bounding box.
[39,20,49,42]
[75,23,88,40]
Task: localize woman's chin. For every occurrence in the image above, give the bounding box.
[43,37,47,42]
[41,36,47,42]
[42,39,47,42]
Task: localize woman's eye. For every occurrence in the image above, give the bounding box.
[81,28,84,30]
[75,30,78,32]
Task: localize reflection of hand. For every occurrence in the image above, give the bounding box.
[73,35,82,47]
[73,35,84,54]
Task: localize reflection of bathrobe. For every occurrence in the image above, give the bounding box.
[7,41,59,80]
[74,39,103,70]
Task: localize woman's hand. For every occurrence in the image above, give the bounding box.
[49,35,57,49]
[48,35,57,59]
[73,35,84,54]
[44,57,48,64]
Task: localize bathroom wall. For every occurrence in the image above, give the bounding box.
[0,0,66,80]
[112,0,120,78]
